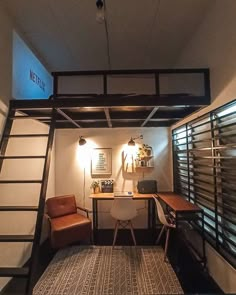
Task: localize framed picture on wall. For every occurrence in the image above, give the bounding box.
[91,148,112,176]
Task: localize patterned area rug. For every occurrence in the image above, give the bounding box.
[33,246,183,295]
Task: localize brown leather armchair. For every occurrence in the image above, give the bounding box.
[46,194,92,249]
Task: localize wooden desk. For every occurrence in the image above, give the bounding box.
[90,193,154,200]
[156,192,206,265]
[89,193,155,243]
[157,192,202,213]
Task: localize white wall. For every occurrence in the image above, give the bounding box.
[55,127,171,229]
[173,1,236,292]
[173,0,236,128]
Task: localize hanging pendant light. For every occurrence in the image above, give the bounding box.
[96,0,105,23]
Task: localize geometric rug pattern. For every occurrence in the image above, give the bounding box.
[33,246,183,295]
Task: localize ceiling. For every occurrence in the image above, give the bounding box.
[2,0,215,71]
[3,0,214,128]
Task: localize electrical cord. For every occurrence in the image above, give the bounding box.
[103,0,111,70]
[146,0,161,66]
[83,167,86,207]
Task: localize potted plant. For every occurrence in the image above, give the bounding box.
[138,144,152,158]
[90,180,100,194]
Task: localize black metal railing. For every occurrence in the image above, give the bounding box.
[172,99,236,268]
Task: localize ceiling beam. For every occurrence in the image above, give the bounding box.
[11,95,210,110]
[112,121,175,128]
[41,118,177,124]
[21,109,199,120]
[104,108,112,128]
[44,111,183,121]
[56,108,81,128]
[151,108,200,119]
[54,121,177,129]
[141,107,159,127]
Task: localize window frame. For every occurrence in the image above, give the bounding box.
[172,99,236,268]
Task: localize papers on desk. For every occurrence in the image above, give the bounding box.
[114,192,133,197]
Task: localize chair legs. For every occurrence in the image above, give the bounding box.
[156,225,165,244]
[156,225,171,262]
[129,220,137,246]
[164,228,170,262]
[112,220,136,247]
[112,221,119,246]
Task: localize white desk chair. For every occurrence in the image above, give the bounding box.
[153,195,176,261]
[110,196,137,246]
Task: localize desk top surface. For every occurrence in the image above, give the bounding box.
[89,193,154,199]
[157,192,202,212]
[90,192,202,212]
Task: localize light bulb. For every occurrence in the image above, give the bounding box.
[96,7,105,23]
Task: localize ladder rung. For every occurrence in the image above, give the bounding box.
[0,235,34,242]
[4,134,49,138]
[0,206,38,211]
[10,116,52,120]
[0,155,46,159]
[0,267,29,277]
[0,180,42,184]
[11,106,53,111]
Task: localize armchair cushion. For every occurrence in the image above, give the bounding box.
[47,194,77,218]
[50,213,91,248]
[51,214,91,231]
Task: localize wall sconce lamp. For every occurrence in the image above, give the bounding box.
[79,136,87,146]
[128,135,143,146]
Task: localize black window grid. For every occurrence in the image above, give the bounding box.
[172,99,236,268]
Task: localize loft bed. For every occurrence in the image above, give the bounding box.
[0,68,211,293]
[10,68,211,128]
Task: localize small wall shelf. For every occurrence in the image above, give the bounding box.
[135,155,154,168]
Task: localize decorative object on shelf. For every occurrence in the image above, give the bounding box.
[101,179,114,193]
[90,180,100,194]
[137,144,152,158]
[128,135,143,146]
[78,136,86,146]
[135,144,154,167]
[123,143,154,173]
[91,148,112,176]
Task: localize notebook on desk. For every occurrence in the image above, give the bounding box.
[114,192,133,197]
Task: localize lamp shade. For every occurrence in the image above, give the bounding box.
[79,136,86,146]
[128,138,136,146]
[128,135,143,146]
